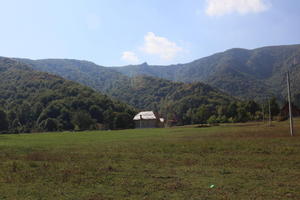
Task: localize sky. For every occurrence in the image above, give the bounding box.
[0,0,299,66]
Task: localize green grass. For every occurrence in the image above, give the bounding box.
[0,120,299,200]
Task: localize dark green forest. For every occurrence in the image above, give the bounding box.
[0,57,135,133]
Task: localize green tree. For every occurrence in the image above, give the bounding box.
[236,107,250,122]
[294,93,300,108]
[18,103,33,125]
[245,100,260,116]
[89,105,103,122]
[58,108,73,130]
[193,105,210,124]
[33,102,44,119]
[184,108,194,124]
[41,118,60,132]
[217,105,227,117]
[7,110,17,129]
[72,112,95,131]
[103,109,115,129]
[270,97,280,117]
[217,115,228,123]
[113,112,133,129]
[0,109,9,132]
[207,115,218,124]
[226,102,238,118]
[12,119,21,133]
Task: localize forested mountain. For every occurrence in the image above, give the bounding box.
[18,58,128,92]
[111,44,300,101]
[16,58,237,125]
[19,44,300,102]
[0,57,135,133]
[11,44,300,126]
[104,75,236,124]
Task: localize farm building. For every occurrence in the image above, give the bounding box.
[279,103,300,120]
[133,111,164,128]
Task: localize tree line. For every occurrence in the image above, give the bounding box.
[163,97,282,125]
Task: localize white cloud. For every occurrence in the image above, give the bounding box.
[205,0,270,16]
[141,32,183,61]
[121,51,139,64]
[86,13,101,30]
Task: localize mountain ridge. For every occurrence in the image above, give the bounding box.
[13,44,300,103]
[110,44,300,100]
[14,57,236,125]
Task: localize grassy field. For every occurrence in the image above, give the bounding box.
[0,119,299,200]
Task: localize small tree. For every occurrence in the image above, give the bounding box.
[226,102,238,118]
[207,115,218,124]
[42,118,60,132]
[89,105,103,122]
[217,115,228,123]
[103,109,115,129]
[217,105,227,117]
[293,93,300,108]
[270,97,280,118]
[72,112,95,131]
[236,107,250,122]
[194,105,210,124]
[0,109,9,132]
[113,112,133,129]
[245,100,260,117]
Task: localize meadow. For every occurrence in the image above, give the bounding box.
[0,119,299,200]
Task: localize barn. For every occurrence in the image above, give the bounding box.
[133,111,164,128]
[279,103,300,120]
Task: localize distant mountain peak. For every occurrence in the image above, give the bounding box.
[111,44,300,101]
[140,62,148,66]
[11,43,300,102]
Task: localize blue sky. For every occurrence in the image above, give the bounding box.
[0,0,299,66]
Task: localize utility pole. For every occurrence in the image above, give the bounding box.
[286,59,295,136]
[262,103,265,124]
[268,98,271,126]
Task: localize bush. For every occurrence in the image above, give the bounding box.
[72,112,95,131]
[217,115,228,123]
[40,118,60,132]
[0,110,9,132]
[207,115,218,124]
[113,112,133,129]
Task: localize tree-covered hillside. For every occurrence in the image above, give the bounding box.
[17,44,300,103]
[106,75,236,124]
[12,44,299,125]
[0,57,135,133]
[111,75,279,125]
[14,58,240,125]
[18,58,128,93]
[111,44,300,101]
